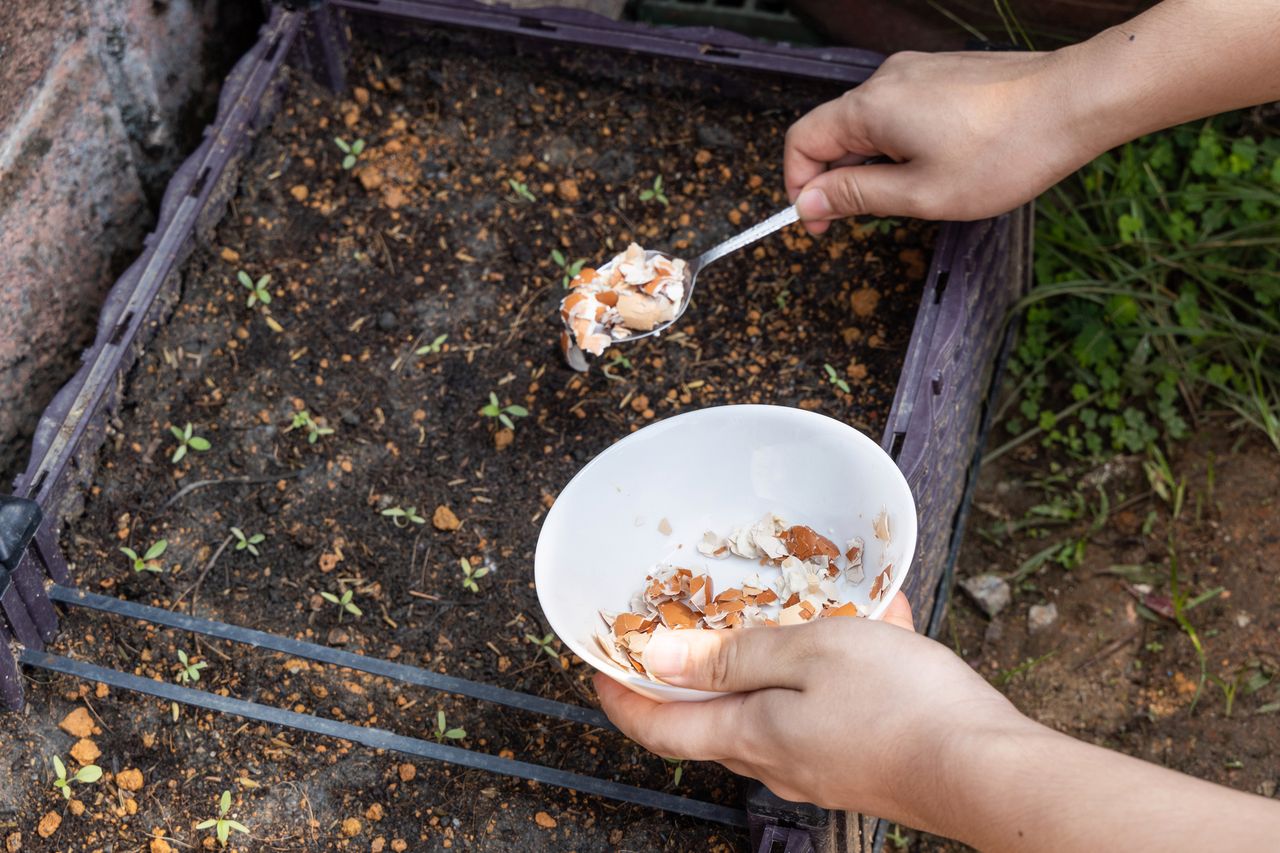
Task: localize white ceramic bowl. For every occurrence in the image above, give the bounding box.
[534,404,917,702]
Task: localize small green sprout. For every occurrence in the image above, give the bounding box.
[169,423,211,463]
[120,539,167,573]
[196,790,249,848]
[480,392,529,431]
[381,506,426,527]
[507,178,536,202]
[415,333,448,355]
[334,137,365,170]
[286,410,334,444]
[320,587,362,621]
[550,249,587,288]
[663,757,685,786]
[433,709,466,743]
[175,649,208,685]
[638,175,669,207]
[237,270,272,308]
[823,363,851,394]
[51,755,103,800]
[230,527,265,556]
[525,632,559,660]
[460,557,489,593]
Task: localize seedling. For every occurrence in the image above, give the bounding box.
[175,649,208,685]
[663,757,685,786]
[120,539,167,573]
[334,137,365,170]
[169,423,211,463]
[433,709,465,743]
[286,410,334,444]
[415,333,448,355]
[237,270,271,308]
[460,557,489,593]
[230,527,265,556]
[525,632,559,660]
[550,249,587,289]
[320,587,363,621]
[638,175,669,207]
[196,790,249,848]
[381,506,426,527]
[823,363,851,394]
[51,755,102,800]
[507,178,536,202]
[480,392,528,431]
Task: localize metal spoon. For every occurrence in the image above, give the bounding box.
[564,204,800,371]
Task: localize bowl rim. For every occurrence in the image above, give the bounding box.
[534,403,918,700]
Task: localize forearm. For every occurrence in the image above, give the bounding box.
[936,723,1280,852]
[1055,0,1280,158]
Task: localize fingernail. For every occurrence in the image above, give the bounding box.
[643,634,689,679]
[796,186,833,220]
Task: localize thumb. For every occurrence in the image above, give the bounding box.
[795,162,925,224]
[643,626,812,693]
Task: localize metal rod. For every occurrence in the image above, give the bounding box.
[21,649,746,827]
[50,585,614,730]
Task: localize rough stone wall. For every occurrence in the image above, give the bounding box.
[0,0,257,485]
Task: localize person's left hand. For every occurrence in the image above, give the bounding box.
[594,592,1032,830]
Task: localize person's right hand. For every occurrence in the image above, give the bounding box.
[785,49,1098,231]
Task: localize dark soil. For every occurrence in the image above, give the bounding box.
[3,29,933,852]
[892,425,1280,851]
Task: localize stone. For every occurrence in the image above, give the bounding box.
[556,179,579,203]
[5,831,20,853]
[534,811,557,829]
[494,428,514,451]
[150,837,173,853]
[116,767,144,791]
[850,287,880,318]
[58,707,94,738]
[959,574,1011,618]
[70,738,101,764]
[398,763,416,782]
[432,505,461,531]
[289,184,308,201]
[37,812,60,839]
[1028,602,1059,634]
[341,817,362,837]
[695,123,736,149]
[365,803,384,821]
[377,311,398,331]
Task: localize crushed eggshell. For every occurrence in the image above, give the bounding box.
[559,243,687,368]
[597,514,879,681]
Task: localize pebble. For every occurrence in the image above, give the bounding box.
[433,505,462,531]
[341,817,362,837]
[70,738,101,764]
[398,763,417,782]
[290,185,309,202]
[494,428,514,451]
[556,179,580,204]
[37,813,60,840]
[959,574,1011,618]
[1028,602,1059,634]
[58,707,95,738]
[378,311,398,331]
[695,123,736,149]
[534,811,557,829]
[116,767,144,792]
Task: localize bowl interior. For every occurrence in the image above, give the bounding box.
[534,405,918,702]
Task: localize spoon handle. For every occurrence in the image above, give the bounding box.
[693,205,800,272]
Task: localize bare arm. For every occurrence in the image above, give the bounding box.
[595,594,1280,851]
[785,0,1280,228]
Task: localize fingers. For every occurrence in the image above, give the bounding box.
[794,162,926,227]
[641,625,814,693]
[593,673,751,761]
[882,591,916,632]
[783,94,878,202]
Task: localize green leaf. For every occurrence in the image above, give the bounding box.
[437,710,446,730]
[220,790,232,815]
[52,755,66,779]
[218,821,230,844]
[172,444,187,464]
[351,139,365,155]
[249,534,265,544]
[445,728,465,739]
[237,271,253,288]
[343,154,356,170]
[120,547,139,562]
[196,819,218,829]
[498,413,514,430]
[340,590,353,605]
[74,765,103,783]
[320,591,339,604]
[225,820,249,834]
[347,603,363,617]
[505,405,528,417]
[144,540,168,561]
[334,138,351,153]
[550,249,566,267]
[170,425,186,440]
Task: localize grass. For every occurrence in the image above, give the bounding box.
[1001,113,1280,461]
